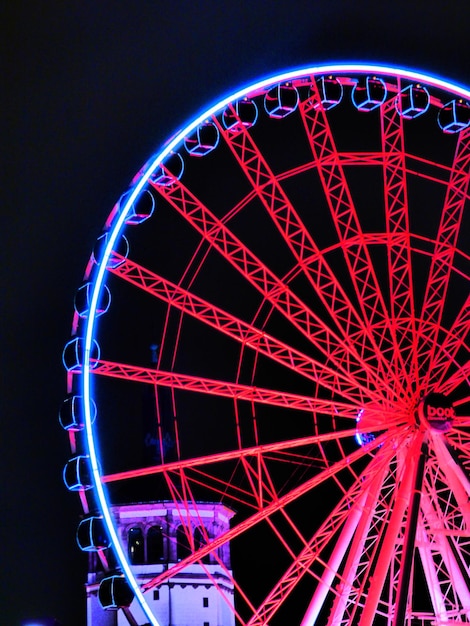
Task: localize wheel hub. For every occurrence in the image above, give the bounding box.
[417,392,455,432]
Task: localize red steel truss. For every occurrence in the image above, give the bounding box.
[148,173,390,400]
[298,80,411,397]
[108,254,382,405]
[418,126,470,390]
[380,81,419,390]
[213,106,398,397]
[90,358,396,422]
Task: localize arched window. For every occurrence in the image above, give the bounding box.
[128,527,145,564]
[194,526,211,564]
[176,524,191,561]
[147,525,164,562]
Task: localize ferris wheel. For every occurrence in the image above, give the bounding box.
[62,64,470,625]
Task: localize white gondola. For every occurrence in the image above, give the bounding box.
[438,99,470,133]
[264,83,299,118]
[185,121,219,156]
[352,76,387,111]
[395,83,430,119]
[223,98,258,131]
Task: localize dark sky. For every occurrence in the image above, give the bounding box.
[3,2,470,625]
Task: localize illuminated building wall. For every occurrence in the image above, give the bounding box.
[86,501,235,626]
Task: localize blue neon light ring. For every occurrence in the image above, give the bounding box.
[77,63,470,625]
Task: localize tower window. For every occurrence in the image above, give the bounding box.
[128,527,145,564]
[154,589,160,601]
[203,597,209,607]
[194,526,211,564]
[176,524,191,561]
[147,525,164,562]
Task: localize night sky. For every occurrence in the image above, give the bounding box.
[4,2,470,625]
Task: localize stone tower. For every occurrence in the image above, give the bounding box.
[86,501,236,626]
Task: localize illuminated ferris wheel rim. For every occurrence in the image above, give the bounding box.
[72,62,470,626]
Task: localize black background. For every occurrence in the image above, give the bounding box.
[3,1,470,624]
